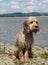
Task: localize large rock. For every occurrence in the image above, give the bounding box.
[0,42,48,65]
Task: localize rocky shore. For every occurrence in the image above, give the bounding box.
[0,42,48,65]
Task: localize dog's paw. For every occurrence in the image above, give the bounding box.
[24,57,30,63]
[20,56,25,62]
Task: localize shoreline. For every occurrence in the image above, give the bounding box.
[0,16,48,18]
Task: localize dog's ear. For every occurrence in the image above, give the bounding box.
[23,20,30,33]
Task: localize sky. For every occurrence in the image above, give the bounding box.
[0,0,48,14]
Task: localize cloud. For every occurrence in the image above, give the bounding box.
[21,6,35,13]
[10,0,35,12]
[43,0,48,3]
[0,1,7,14]
[9,1,19,9]
[0,0,48,14]
[0,8,6,14]
[9,0,48,13]
[0,0,3,2]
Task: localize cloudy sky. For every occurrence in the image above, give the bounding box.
[0,0,48,14]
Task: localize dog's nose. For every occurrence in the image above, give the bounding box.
[35,26,38,28]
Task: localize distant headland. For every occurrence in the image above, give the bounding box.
[0,12,48,17]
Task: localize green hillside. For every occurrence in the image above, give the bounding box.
[0,12,48,17]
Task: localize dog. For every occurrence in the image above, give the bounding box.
[14,16,40,62]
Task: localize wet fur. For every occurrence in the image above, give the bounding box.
[14,16,40,62]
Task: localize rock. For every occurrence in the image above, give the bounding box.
[32,46,46,58]
[44,47,48,58]
[0,42,48,65]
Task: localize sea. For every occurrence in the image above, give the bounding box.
[0,16,48,47]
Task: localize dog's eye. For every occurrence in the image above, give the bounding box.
[36,21,38,24]
[30,21,33,24]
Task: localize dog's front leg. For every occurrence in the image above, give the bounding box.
[24,51,30,62]
[28,46,33,58]
[19,48,25,62]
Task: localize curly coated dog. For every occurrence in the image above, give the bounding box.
[14,16,40,62]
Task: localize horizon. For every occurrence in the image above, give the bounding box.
[0,12,48,15]
[0,0,48,14]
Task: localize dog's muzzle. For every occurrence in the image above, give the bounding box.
[31,25,40,33]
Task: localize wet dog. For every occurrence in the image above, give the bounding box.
[14,16,40,62]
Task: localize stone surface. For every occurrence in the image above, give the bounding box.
[0,42,48,65]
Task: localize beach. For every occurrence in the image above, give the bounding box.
[0,42,48,65]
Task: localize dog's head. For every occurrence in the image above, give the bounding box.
[23,16,40,33]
